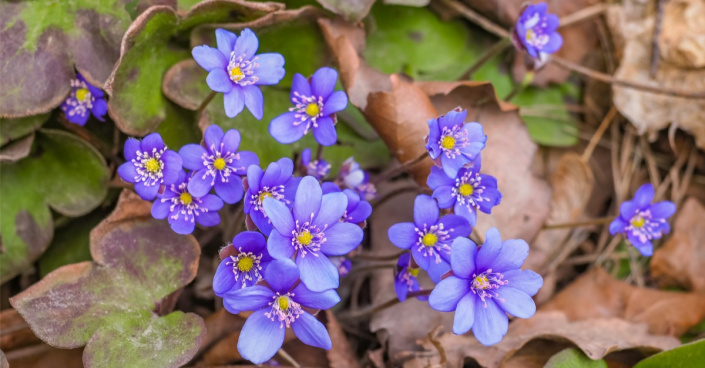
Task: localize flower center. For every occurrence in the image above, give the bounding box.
[297,231,312,245]
[76,88,90,102]
[470,269,508,307]
[266,293,303,328]
[144,158,161,173]
[525,29,536,42]
[458,183,474,197]
[631,216,645,228]
[409,267,420,277]
[305,103,320,117]
[422,233,438,247]
[259,191,273,203]
[278,296,289,311]
[180,192,193,205]
[227,54,258,86]
[213,158,226,171]
[472,275,490,289]
[237,256,254,272]
[441,136,456,149]
[229,66,244,82]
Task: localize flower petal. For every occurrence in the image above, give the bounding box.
[414,194,439,227]
[432,186,455,209]
[204,124,224,150]
[238,309,286,364]
[243,85,264,120]
[196,211,220,227]
[253,53,285,85]
[215,28,237,58]
[118,163,138,183]
[292,283,341,310]
[269,112,307,144]
[321,90,347,115]
[223,285,275,311]
[428,276,470,312]
[296,253,339,292]
[291,73,312,102]
[427,166,454,189]
[221,128,241,155]
[650,201,676,219]
[192,45,227,72]
[264,259,300,293]
[495,287,536,318]
[215,176,244,204]
[261,160,282,188]
[246,164,264,192]
[320,222,363,256]
[160,151,182,184]
[427,258,451,283]
[123,138,140,161]
[634,183,655,209]
[313,116,337,146]
[267,228,295,259]
[151,199,170,219]
[472,299,508,346]
[224,87,245,118]
[206,68,233,93]
[263,197,295,234]
[388,222,417,250]
[610,217,628,235]
[178,144,208,171]
[451,237,478,279]
[141,133,165,153]
[168,215,195,235]
[311,67,337,98]
[233,28,259,60]
[491,239,529,273]
[213,258,236,296]
[292,313,332,350]
[294,176,322,221]
[502,269,543,296]
[452,294,476,335]
[476,227,502,272]
[188,169,213,197]
[313,192,347,228]
[232,231,266,253]
[134,181,159,200]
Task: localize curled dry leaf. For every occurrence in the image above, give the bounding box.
[9,190,205,368]
[651,197,705,293]
[542,267,705,336]
[0,133,34,163]
[607,0,705,149]
[316,0,376,23]
[326,310,362,368]
[405,311,679,368]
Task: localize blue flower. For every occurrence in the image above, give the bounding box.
[394,253,428,302]
[330,256,352,277]
[244,158,300,235]
[223,259,340,364]
[609,183,676,256]
[321,182,372,224]
[118,133,183,200]
[337,157,377,201]
[300,148,331,180]
[179,125,259,204]
[269,67,348,146]
[213,231,273,296]
[514,2,563,60]
[425,108,486,178]
[60,72,107,126]
[151,170,224,234]
[263,176,364,292]
[192,28,285,119]
[429,229,543,345]
[427,157,502,226]
[388,195,471,282]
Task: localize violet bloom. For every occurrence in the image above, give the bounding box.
[514,2,562,60]
[609,183,675,256]
[213,231,273,295]
[300,148,331,180]
[244,158,300,235]
[118,133,183,200]
[337,157,377,201]
[269,67,348,146]
[429,230,543,345]
[192,28,285,119]
[330,256,352,277]
[263,176,364,292]
[425,108,486,178]
[61,72,107,125]
[179,125,258,204]
[388,195,471,282]
[223,259,339,364]
[151,170,224,235]
[394,253,428,302]
[321,182,372,225]
[427,158,501,226]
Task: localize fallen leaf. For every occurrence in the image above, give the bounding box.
[607,0,705,149]
[541,267,705,336]
[9,190,205,368]
[326,310,362,368]
[317,0,375,22]
[0,133,34,163]
[651,197,705,293]
[0,114,49,146]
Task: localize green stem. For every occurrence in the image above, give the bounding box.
[504,71,534,102]
[196,91,217,117]
[461,37,512,80]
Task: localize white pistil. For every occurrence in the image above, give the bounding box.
[290,92,324,134]
[452,171,487,210]
[163,182,207,223]
[226,249,264,288]
[415,223,452,263]
[290,214,327,257]
[200,144,242,185]
[226,53,259,86]
[438,125,470,159]
[132,146,168,186]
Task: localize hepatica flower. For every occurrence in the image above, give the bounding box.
[151,170,224,235]
[330,256,352,277]
[269,67,348,146]
[429,229,543,345]
[192,28,285,119]
[300,148,331,180]
[213,231,273,295]
[388,195,471,282]
[394,253,427,302]
[425,108,487,178]
[61,72,107,125]
[118,133,183,200]
[263,176,364,292]
[337,157,377,201]
[321,182,372,224]
[244,158,300,235]
[179,125,258,204]
[223,259,339,364]
[514,2,563,60]
[427,160,501,226]
[609,183,675,256]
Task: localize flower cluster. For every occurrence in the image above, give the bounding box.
[512,2,563,63]
[61,72,107,125]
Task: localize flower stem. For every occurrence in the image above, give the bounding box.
[316,143,324,160]
[351,249,408,261]
[196,91,217,117]
[542,216,614,230]
[337,289,432,321]
[372,151,429,185]
[460,37,512,80]
[276,348,301,368]
[504,71,534,102]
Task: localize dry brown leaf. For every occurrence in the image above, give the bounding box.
[5,345,83,368]
[326,310,361,368]
[651,197,705,293]
[542,267,705,336]
[403,311,679,368]
[0,309,41,352]
[607,0,705,149]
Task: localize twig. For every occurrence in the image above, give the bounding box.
[626,246,645,287]
[504,71,534,102]
[651,0,667,79]
[582,106,618,163]
[196,91,217,117]
[558,3,608,28]
[370,185,424,209]
[428,325,447,367]
[337,289,432,321]
[437,0,510,38]
[542,217,614,230]
[352,249,408,262]
[460,37,512,80]
[640,135,662,190]
[372,152,429,185]
[316,143,324,160]
[277,348,301,368]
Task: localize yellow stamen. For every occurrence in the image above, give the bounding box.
[631,217,645,228]
[180,192,193,205]
[458,184,474,197]
[259,191,273,203]
[525,29,535,42]
[213,158,226,171]
[144,158,160,173]
[278,296,289,311]
[237,256,254,272]
[229,66,244,81]
[422,233,438,247]
[409,268,420,277]
[305,103,320,117]
[76,88,89,102]
[474,275,489,289]
[441,136,456,150]
[297,231,312,245]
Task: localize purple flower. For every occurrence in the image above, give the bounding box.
[330,256,352,277]
[337,157,377,201]
[394,253,428,302]
[429,229,543,345]
[263,176,364,292]
[60,72,107,126]
[388,195,471,282]
[300,148,331,180]
[427,158,501,226]
[192,28,285,119]
[244,158,300,235]
[321,182,372,225]
[425,108,486,178]
[609,183,675,256]
[514,2,563,60]
[213,231,273,296]
[179,125,259,204]
[269,67,348,146]
[223,259,340,364]
[118,133,183,200]
[151,170,224,234]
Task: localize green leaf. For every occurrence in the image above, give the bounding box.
[634,339,705,368]
[155,101,202,151]
[544,348,608,368]
[0,114,50,146]
[10,192,204,367]
[0,130,109,283]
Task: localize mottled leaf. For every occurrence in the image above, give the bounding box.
[0,130,109,283]
[0,114,49,146]
[0,133,34,163]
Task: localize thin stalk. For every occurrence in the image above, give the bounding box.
[504,71,534,102]
[460,37,512,80]
[542,216,614,230]
[196,91,217,117]
[277,348,301,368]
[338,289,432,321]
[372,151,429,185]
